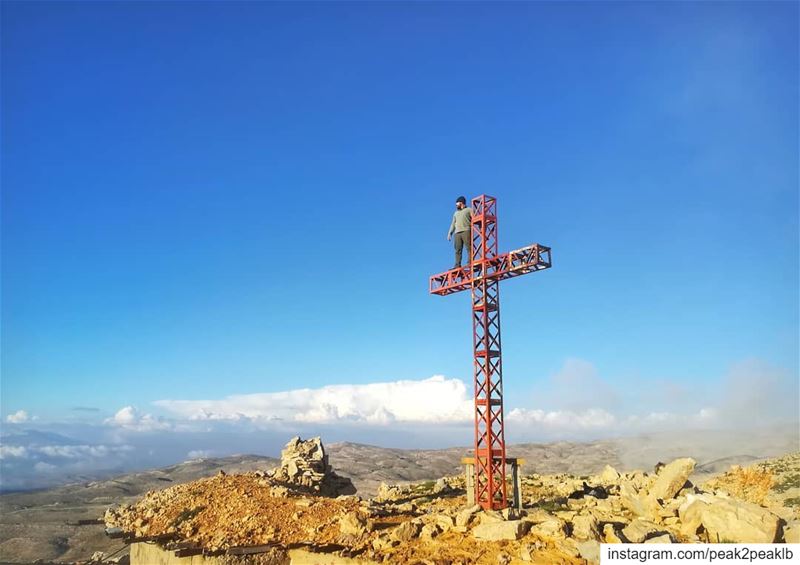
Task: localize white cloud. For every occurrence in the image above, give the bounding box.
[187,450,212,460]
[150,360,798,438]
[36,444,134,459]
[154,375,472,425]
[0,445,29,459]
[6,410,30,423]
[508,408,617,429]
[110,406,137,425]
[33,461,57,473]
[105,406,172,431]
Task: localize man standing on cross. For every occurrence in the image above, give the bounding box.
[447,196,473,269]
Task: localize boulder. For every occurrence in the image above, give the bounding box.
[528,518,566,538]
[679,494,782,543]
[619,481,661,520]
[472,520,530,541]
[420,523,441,540]
[648,458,695,502]
[339,512,368,537]
[575,540,600,563]
[479,509,505,524]
[433,477,453,494]
[522,508,556,524]
[552,538,581,558]
[456,504,481,526]
[622,518,664,543]
[430,513,454,532]
[375,483,402,502]
[391,520,421,542]
[599,465,621,484]
[571,514,600,541]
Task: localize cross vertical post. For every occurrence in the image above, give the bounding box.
[471,195,507,509]
[429,194,552,510]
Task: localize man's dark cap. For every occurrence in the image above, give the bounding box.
[456,196,467,205]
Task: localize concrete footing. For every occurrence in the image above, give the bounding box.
[461,456,525,510]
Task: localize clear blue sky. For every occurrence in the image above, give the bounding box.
[2,1,797,424]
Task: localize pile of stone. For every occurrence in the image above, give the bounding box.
[362,455,797,564]
[267,436,355,497]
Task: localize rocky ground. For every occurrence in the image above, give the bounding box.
[1,431,797,564]
[96,438,800,565]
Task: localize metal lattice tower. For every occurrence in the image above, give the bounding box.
[429,195,552,510]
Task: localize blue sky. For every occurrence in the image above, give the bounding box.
[1,1,798,488]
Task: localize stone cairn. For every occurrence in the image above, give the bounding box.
[267,436,355,497]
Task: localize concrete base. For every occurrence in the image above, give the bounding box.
[462,456,524,510]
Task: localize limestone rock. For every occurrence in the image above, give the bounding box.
[372,533,398,551]
[528,518,566,538]
[599,464,621,484]
[338,512,367,537]
[522,508,555,524]
[420,523,441,540]
[456,504,481,526]
[391,520,421,542]
[649,458,695,502]
[575,540,600,564]
[430,513,454,532]
[552,538,581,558]
[433,477,455,494]
[620,481,661,520]
[679,494,782,543]
[571,514,600,541]
[479,509,505,524]
[622,518,663,543]
[472,520,530,541]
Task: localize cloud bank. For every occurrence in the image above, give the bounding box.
[2,357,796,491]
[153,375,472,425]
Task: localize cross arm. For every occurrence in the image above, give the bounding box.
[429,243,552,296]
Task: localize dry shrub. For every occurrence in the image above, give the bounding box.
[711,466,775,505]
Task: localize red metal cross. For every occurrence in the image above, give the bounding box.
[429,195,552,510]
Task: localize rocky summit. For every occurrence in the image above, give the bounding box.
[94,440,800,564]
